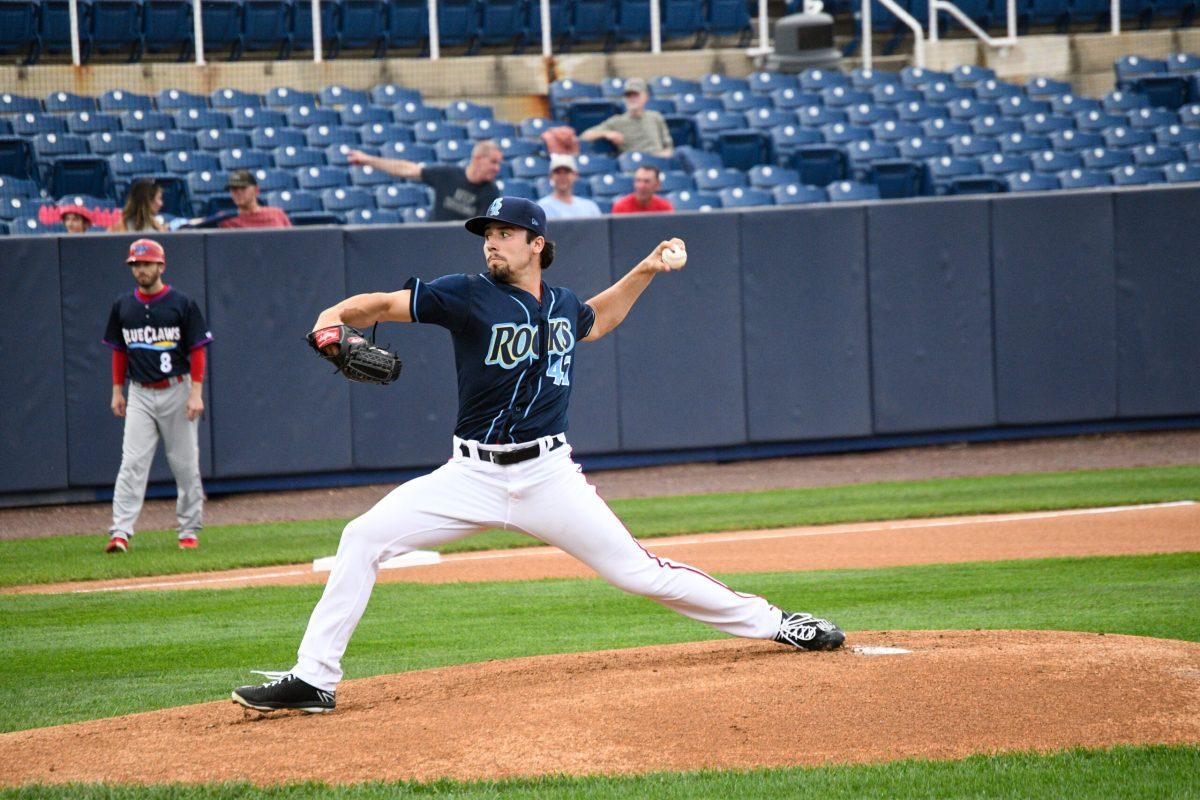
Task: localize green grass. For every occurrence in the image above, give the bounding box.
[4,745,1198,799]
[2,465,1197,587]
[3,552,1198,733]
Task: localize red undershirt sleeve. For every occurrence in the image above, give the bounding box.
[112,351,127,385]
[190,346,206,383]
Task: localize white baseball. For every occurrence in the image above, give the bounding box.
[662,246,687,269]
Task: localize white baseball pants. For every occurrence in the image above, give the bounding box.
[292,436,783,691]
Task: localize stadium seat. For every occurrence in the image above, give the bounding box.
[1103,126,1154,149]
[826,180,879,202]
[475,0,525,51]
[999,132,1050,154]
[45,92,97,114]
[821,122,872,144]
[510,155,550,179]
[1101,90,1149,114]
[1025,76,1071,99]
[209,88,260,110]
[37,0,91,62]
[1050,129,1103,152]
[721,90,771,113]
[175,108,231,131]
[86,0,144,62]
[195,128,251,151]
[382,0,428,50]
[847,104,896,127]
[564,100,621,134]
[716,130,771,170]
[666,189,719,210]
[321,186,374,212]
[339,0,387,55]
[284,105,337,128]
[218,147,272,170]
[414,120,467,144]
[617,151,672,173]
[748,165,800,189]
[110,151,166,179]
[494,137,539,158]
[466,119,516,141]
[323,142,369,166]
[1179,104,1200,126]
[946,175,1007,195]
[266,188,322,213]
[772,183,825,205]
[1022,113,1073,135]
[144,130,197,152]
[868,159,923,198]
[1058,168,1112,189]
[163,150,220,173]
[1166,52,1200,73]
[795,105,845,128]
[13,113,67,137]
[444,101,493,123]
[373,183,428,209]
[693,167,746,192]
[1156,124,1200,146]
[1081,147,1135,170]
[1031,150,1082,173]
[68,111,122,135]
[238,0,292,57]
[344,207,399,225]
[549,79,601,119]
[925,155,980,195]
[748,71,797,95]
[923,117,971,139]
[1006,171,1059,192]
[0,176,39,199]
[922,80,971,104]
[1128,107,1178,129]
[359,122,414,146]
[398,206,431,223]
[771,87,820,110]
[187,169,228,202]
[265,87,317,108]
[296,165,349,190]
[121,109,175,133]
[230,107,288,130]
[434,139,471,163]
[872,120,922,142]
[968,115,1019,138]
[392,101,441,124]
[197,0,243,59]
[1163,162,1200,182]
[718,186,772,207]
[33,132,89,160]
[1050,94,1101,115]
[700,73,748,95]
[800,68,850,92]
[306,125,359,148]
[571,153,615,177]
[349,164,391,186]
[951,65,995,86]
[770,124,823,163]
[790,145,847,186]
[1111,164,1164,185]
[292,0,341,57]
[49,157,115,198]
[317,85,368,108]
[0,93,39,114]
[9,217,65,234]
[379,141,434,162]
[673,93,720,115]
[898,136,950,160]
[1115,55,1167,84]
[897,101,948,123]
[369,84,421,107]
[0,196,47,221]
[873,84,922,106]
[589,173,634,197]
[246,167,294,193]
[0,1,40,63]
[981,152,1033,175]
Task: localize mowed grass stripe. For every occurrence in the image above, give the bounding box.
[2,745,1197,799]
[2,465,1198,587]
[2,553,1198,733]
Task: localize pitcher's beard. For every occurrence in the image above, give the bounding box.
[487,260,515,284]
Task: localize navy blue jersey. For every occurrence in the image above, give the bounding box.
[403,273,595,444]
[103,285,212,384]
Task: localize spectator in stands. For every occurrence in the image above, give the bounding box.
[60,205,95,234]
[111,179,167,234]
[611,165,674,214]
[581,78,673,157]
[537,154,602,220]
[219,170,292,229]
[347,140,502,222]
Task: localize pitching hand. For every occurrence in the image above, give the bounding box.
[641,238,686,274]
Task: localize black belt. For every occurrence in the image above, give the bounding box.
[459,434,565,466]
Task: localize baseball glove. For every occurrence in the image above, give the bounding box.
[306,324,403,385]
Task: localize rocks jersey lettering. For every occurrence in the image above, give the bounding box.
[103,286,212,384]
[403,273,594,444]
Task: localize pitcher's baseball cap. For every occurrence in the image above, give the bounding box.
[127,238,166,264]
[465,196,548,238]
[226,169,258,188]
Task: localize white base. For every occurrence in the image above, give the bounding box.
[312,549,442,573]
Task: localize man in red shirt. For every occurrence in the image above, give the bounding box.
[611,165,674,214]
[219,170,292,229]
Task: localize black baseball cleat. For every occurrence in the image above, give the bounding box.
[774,611,845,651]
[231,672,335,713]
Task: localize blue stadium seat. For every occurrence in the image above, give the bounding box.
[0,93,40,114]
[186,168,227,202]
[797,105,846,128]
[9,217,65,234]
[1025,76,1071,99]
[370,84,422,107]
[750,71,798,95]
[495,136,540,158]
[572,153,616,176]
[847,104,896,127]
[34,132,89,159]
[209,88,260,110]
[1164,162,1200,182]
[951,65,995,86]
[671,145,718,173]
[969,115,1020,138]
[338,104,391,126]
[823,86,874,109]
[379,141,434,161]
[349,163,391,186]
[565,100,621,134]
[434,139,471,163]
[230,106,288,130]
[475,0,525,51]
[1103,126,1154,148]
[922,80,972,104]
[383,0,429,50]
[466,118,516,141]
[359,122,414,146]
[175,108,231,131]
[716,129,770,170]
[155,91,204,115]
[950,134,998,157]
[120,109,174,134]
[0,119,10,136]
[290,210,344,225]
[292,0,340,57]
[1081,147,1134,170]
[563,0,613,50]
[197,0,243,59]
[846,139,899,171]
[110,151,166,179]
[1101,90,1149,114]
[163,150,220,173]
[706,0,751,43]
[1179,104,1200,126]
[922,117,971,139]
[1050,94,1101,115]
[86,0,143,62]
[665,189,717,210]
[820,122,871,144]
[1128,107,1178,129]
[297,165,349,190]
[1132,75,1190,111]
[339,0,387,55]
[0,176,40,199]
[13,113,67,137]
[286,105,340,128]
[45,92,97,114]
[700,73,748,95]
[413,120,468,144]
[393,206,429,223]
[615,151,671,173]
[265,86,317,108]
[0,137,37,181]
[770,124,822,162]
[265,188,321,213]
[391,100,442,124]
[826,180,879,202]
[771,87,820,110]
[1167,52,1200,73]
[36,0,91,62]
[374,183,428,209]
[872,119,922,142]
[925,155,981,195]
[800,68,850,92]
[897,101,948,123]
[306,125,359,148]
[1058,168,1112,189]
[1114,55,1167,84]
[692,167,746,191]
[898,136,950,159]
[721,90,772,113]
[850,68,899,90]
[0,1,40,63]
[1030,150,1082,173]
[1155,124,1200,146]
[238,0,292,57]
[345,207,400,225]
[947,98,999,121]
[1111,164,1164,185]
[321,185,374,212]
[946,175,1006,195]
[674,92,722,115]
[1131,143,1184,167]
[694,110,745,148]
[790,145,846,186]
[1050,129,1104,152]
[487,177,528,200]
[144,129,197,152]
[68,111,122,135]
[981,152,1033,175]
[998,96,1049,118]
[770,183,824,205]
[998,132,1050,154]
[509,155,550,179]
[0,196,47,221]
[1075,109,1125,132]
[1022,113,1073,135]
[899,66,952,89]
[444,100,494,123]
[49,156,115,198]
[873,84,922,106]
[718,186,772,207]
[747,165,799,189]
[195,128,251,151]
[866,158,923,199]
[588,172,633,197]
[319,85,370,108]
[657,114,695,149]
[218,147,272,170]
[549,79,602,118]
[1006,171,1059,192]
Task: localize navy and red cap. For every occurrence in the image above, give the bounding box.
[126,238,166,264]
[465,196,548,239]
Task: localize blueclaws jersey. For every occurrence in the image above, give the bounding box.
[103,286,212,384]
[403,273,595,444]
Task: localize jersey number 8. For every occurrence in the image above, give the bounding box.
[160,352,172,373]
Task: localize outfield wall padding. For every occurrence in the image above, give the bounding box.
[5,185,1199,497]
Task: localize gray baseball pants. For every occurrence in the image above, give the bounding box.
[110,378,204,539]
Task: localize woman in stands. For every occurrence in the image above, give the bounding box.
[111,179,167,233]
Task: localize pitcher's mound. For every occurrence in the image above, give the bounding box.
[4,630,1199,786]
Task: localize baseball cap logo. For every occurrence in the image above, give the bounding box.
[487,198,503,217]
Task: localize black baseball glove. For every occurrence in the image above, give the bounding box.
[306,324,403,385]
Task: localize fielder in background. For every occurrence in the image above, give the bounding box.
[231,196,844,714]
[103,239,213,553]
